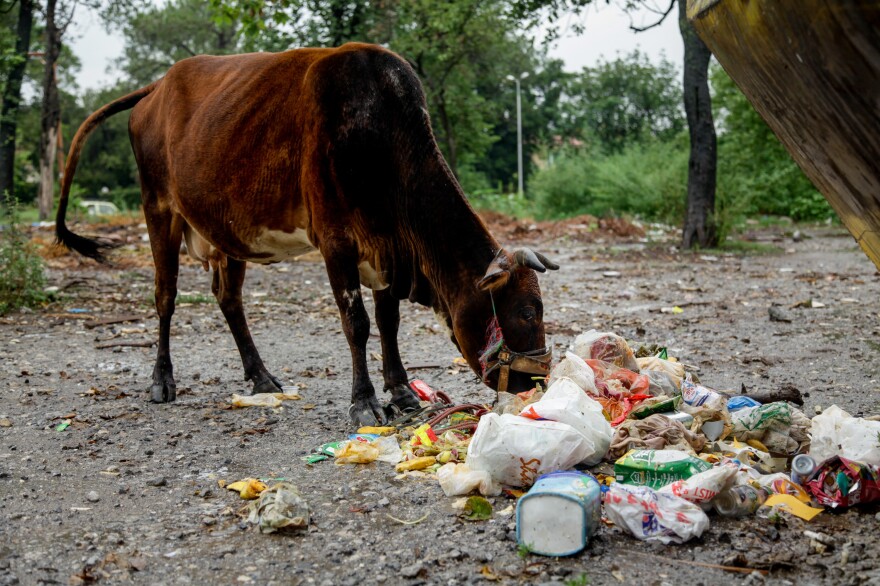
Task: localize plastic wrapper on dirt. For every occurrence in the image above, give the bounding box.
[659,460,739,507]
[437,462,501,497]
[519,377,612,466]
[810,405,880,466]
[614,449,713,489]
[572,330,640,372]
[247,482,310,534]
[604,482,710,544]
[335,436,402,465]
[467,413,598,487]
[805,456,880,508]
[732,402,810,455]
[607,414,707,461]
[637,356,684,388]
[547,351,599,395]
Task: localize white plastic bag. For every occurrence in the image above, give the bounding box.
[547,352,599,395]
[520,377,612,465]
[810,405,880,466]
[604,483,710,544]
[437,462,501,496]
[659,461,739,507]
[467,413,597,487]
[572,330,639,372]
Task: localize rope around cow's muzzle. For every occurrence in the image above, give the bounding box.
[478,292,553,393]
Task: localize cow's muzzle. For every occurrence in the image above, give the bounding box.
[482,345,552,393]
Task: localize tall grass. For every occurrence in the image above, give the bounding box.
[0,198,47,315]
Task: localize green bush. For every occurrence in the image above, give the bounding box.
[529,141,688,223]
[0,198,47,315]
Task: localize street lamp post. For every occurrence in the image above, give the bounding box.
[506,72,529,197]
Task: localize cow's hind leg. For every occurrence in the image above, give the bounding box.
[146,209,184,403]
[212,257,283,394]
[373,288,419,412]
[322,240,386,426]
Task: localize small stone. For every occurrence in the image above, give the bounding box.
[377,497,390,507]
[146,477,167,487]
[202,516,216,526]
[399,562,423,579]
[0,418,12,427]
[86,491,100,503]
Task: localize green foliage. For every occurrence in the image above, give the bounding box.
[711,65,833,222]
[565,575,591,586]
[516,542,533,559]
[529,140,687,222]
[570,50,684,154]
[0,198,47,315]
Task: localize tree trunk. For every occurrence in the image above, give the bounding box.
[38,0,62,221]
[679,0,718,249]
[0,0,35,204]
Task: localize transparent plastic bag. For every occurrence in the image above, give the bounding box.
[437,462,501,496]
[572,330,639,372]
[547,351,599,395]
[810,405,880,466]
[467,413,598,487]
[520,377,612,465]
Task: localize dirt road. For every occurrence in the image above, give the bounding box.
[1,219,879,585]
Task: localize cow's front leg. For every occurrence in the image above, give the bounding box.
[373,288,420,412]
[212,257,283,394]
[323,243,386,426]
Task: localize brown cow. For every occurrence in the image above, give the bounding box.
[55,43,558,426]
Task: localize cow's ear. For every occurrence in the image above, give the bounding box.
[477,254,511,292]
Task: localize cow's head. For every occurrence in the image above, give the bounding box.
[452,248,559,394]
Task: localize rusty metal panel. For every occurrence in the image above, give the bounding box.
[689,0,880,269]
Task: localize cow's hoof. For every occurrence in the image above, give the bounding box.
[150,381,176,403]
[349,397,387,427]
[388,383,420,413]
[252,374,283,395]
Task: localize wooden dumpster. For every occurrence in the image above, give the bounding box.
[688,0,880,269]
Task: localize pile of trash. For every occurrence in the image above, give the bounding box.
[227,329,880,558]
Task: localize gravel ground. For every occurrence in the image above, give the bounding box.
[1,221,879,585]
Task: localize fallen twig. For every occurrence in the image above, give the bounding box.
[86,314,151,329]
[385,512,429,525]
[95,341,155,349]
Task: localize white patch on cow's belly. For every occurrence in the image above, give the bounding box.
[434,309,452,338]
[358,261,389,290]
[251,228,316,262]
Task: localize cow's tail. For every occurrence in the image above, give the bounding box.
[55,82,158,262]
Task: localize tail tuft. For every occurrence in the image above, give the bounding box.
[55,223,119,264]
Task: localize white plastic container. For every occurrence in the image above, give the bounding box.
[515,471,601,556]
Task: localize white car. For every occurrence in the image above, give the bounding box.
[80,200,120,216]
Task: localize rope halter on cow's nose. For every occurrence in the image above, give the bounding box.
[478,290,552,393]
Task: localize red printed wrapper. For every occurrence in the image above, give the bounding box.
[805,456,880,508]
[410,379,438,403]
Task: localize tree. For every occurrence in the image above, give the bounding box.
[568,49,683,154]
[116,0,240,86]
[0,0,35,203]
[711,65,832,221]
[675,0,716,248]
[36,0,71,220]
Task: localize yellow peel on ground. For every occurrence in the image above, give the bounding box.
[395,456,437,473]
[226,478,268,500]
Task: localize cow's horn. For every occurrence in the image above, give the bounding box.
[534,251,559,271]
[514,248,547,272]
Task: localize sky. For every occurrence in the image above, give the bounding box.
[67,2,684,92]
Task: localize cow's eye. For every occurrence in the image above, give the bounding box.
[519,306,536,321]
